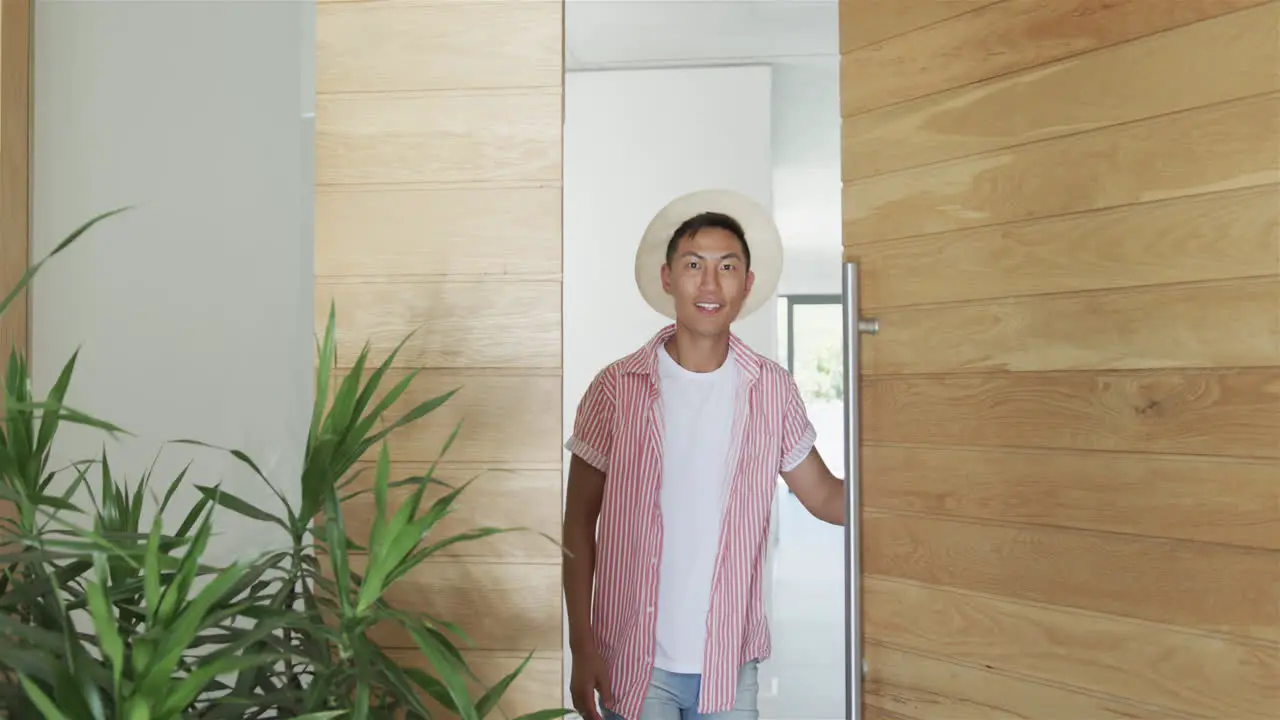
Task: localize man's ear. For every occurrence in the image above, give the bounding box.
[660,263,673,294]
[743,269,755,296]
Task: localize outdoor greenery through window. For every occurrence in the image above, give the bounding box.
[780,296,843,404]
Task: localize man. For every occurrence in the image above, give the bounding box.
[563,189,846,720]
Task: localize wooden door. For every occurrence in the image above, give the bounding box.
[838,2,1280,718]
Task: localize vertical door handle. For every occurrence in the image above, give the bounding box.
[842,261,868,720]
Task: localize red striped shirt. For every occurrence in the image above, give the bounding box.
[566,324,817,718]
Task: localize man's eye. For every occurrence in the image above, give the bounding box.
[688,261,700,270]
[721,263,735,271]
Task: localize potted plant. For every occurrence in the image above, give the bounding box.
[0,210,569,720]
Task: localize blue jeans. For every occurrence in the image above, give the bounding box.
[604,661,760,720]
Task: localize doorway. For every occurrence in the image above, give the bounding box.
[763,295,845,720]
[561,1,844,715]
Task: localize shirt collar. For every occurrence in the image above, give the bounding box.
[620,323,762,384]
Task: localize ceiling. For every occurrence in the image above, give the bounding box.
[565,0,838,71]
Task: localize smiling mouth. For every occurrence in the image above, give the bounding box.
[694,302,723,314]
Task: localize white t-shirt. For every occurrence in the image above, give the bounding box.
[652,346,740,673]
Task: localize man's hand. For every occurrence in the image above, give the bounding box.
[569,647,614,720]
[780,448,845,525]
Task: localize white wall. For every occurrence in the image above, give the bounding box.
[773,58,843,297]
[563,64,777,387]
[563,64,779,453]
[30,0,314,565]
[562,64,775,706]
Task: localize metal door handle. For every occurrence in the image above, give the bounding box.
[842,261,867,720]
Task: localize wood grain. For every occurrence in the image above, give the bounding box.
[852,186,1280,308]
[0,0,29,527]
[863,369,1280,459]
[844,92,1280,243]
[865,510,1280,643]
[863,444,1280,551]
[353,370,561,466]
[843,3,1280,180]
[357,557,562,652]
[0,0,29,362]
[865,642,1188,719]
[864,705,916,720]
[387,649,564,717]
[341,464,561,561]
[316,280,560,369]
[862,279,1280,375]
[838,0,1000,54]
[865,577,1280,717]
[315,0,565,705]
[841,0,1270,116]
[843,2,1280,716]
[316,186,561,279]
[318,1,561,93]
[316,89,561,186]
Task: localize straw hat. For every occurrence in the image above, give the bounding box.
[633,189,783,320]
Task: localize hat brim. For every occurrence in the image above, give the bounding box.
[634,189,783,321]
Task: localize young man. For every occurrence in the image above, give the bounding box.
[563,189,846,720]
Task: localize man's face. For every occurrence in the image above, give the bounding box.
[660,227,754,336]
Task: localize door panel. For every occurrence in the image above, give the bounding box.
[839,1,1280,717]
[840,0,1271,116]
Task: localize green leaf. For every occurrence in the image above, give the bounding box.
[5,399,130,437]
[355,445,426,614]
[404,667,461,712]
[34,350,80,457]
[510,710,575,720]
[321,480,354,618]
[172,438,296,528]
[194,483,290,531]
[155,652,281,718]
[85,555,125,696]
[356,387,458,465]
[17,675,73,720]
[369,442,390,562]
[476,652,532,718]
[407,623,479,720]
[310,302,338,452]
[0,207,130,320]
[123,699,152,720]
[27,493,81,513]
[139,558,255,697]
[142,505,164,625]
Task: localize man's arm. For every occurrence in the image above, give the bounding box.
[563,453,606,654]
[561,369,616,656]
[780,448,845,526]
[777,372,844,526]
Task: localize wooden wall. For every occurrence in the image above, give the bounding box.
[840,2,1280,718]
[0,0,29,361]
[314,0,564,714]
[0,0,30,527]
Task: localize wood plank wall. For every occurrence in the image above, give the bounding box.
[840,2,1280,718]
[0,0,31,527]
[314,0,564,714]
[0,0,30,362]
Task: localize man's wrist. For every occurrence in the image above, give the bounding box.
[569,627,597,655]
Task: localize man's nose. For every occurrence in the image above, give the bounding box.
[699,267,720,290]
